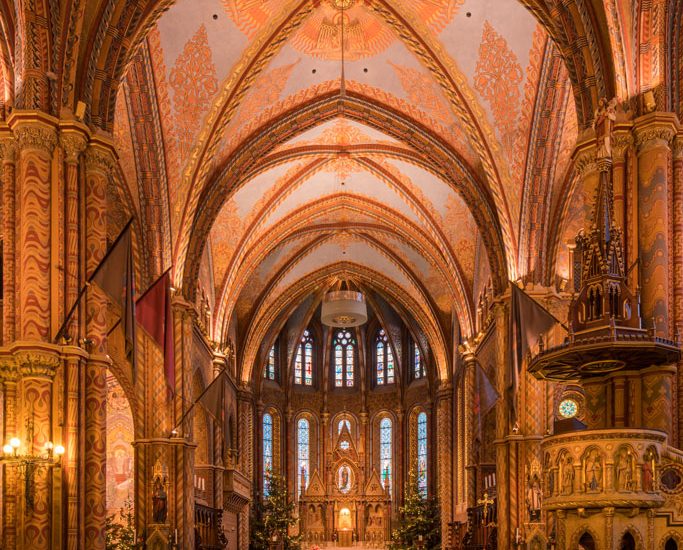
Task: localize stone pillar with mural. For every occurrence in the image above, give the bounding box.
[528,101,682,549]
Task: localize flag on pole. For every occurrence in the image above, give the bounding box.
[91,223,135,366]
[197,370,229,441]
[509,283,559,420]
[136,271,175,394]
[476,362,499,417]
[508,283,561,417]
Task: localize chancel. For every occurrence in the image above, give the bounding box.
[2,1,683,549]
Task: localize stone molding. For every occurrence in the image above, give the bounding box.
[13,123,57,153]
[60,132,88,164]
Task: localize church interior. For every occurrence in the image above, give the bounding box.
[2,0,683,549]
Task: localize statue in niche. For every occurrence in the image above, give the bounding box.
[562,456,575,495]
[152,475,168,523]
[615,448,635,491]
[642,449,656,492]
[593,97,617,159]
[584,450,603,492]
[526,474,542,522]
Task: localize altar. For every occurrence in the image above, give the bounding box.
[298,422,391,545]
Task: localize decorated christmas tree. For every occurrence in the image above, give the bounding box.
[105,498,136,550]
[251,469,301,550]
[389,469,441,550]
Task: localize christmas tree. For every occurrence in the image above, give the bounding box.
[250,469,301,550]
[105,498,136,550]
[389,469,441,550]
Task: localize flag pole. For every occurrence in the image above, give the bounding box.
[510,281,569,331]
[106,266,173,336]
[54,217,135,344]
[171,369,227,434]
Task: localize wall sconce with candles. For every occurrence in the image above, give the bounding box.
[1,417,64,511]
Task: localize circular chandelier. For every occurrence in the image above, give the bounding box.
[321,291,368,327]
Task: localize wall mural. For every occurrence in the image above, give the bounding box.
[105,374,135,519]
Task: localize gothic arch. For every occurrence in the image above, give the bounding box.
[661,530,683,549]
[182,92,509,300]
[214,192,475,340]
[570,526,601,550]
[240,263,449,385]
[618,526,644,550]
[105,373,135,519]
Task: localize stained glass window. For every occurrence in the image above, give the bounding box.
[297,418,310,494]
[417,412,428,496]
[413,341,424,379]
[338,419,351,433]
[264,342,277,380]
[380,417,392,495]
[375,329,394,385]
[332,330,356,387]
[263,413,273,496]
[295,330,314,386]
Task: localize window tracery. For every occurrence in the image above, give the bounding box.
[417,411,428,495]
[263,413,273,495]
[295,329,314,386]
[375,328,395,385]
[333,329,356,387]
[298,418,310,494]
[380,417,392,494]
[413,340,424,379]
[264,341,278,381]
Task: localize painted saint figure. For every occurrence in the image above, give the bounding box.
[562,456,575,495]
[339,465,351,493]
[526,475,542,522]
[152,476,168,523]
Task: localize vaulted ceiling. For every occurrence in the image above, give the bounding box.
[2,0,669,382]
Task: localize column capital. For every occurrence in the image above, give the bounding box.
[673,135,683,160]
[12,120,57,153]
[572,139,598,177]
[85,141,117,174]
[0,138,16,163]
[60,130,88,165]
[611,132,634,159]
[634,112,678,153]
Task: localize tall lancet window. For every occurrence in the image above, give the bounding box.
[417,412,428,495]
[264,342,277,381]
[294,329,314,386]
[380,417,392,494]
[297,418,310,494]
[375,328,395,385]
[333,330,356,387]
[263,413,273,496]
[413,341,424,379]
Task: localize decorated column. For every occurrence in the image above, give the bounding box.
[436,383,453,537]
[634,113,677,338]
[83,142,115,550]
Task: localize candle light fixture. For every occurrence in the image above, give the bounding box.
[0,417,65,511]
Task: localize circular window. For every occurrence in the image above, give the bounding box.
[559,398,578,419]
[340,440,350,450]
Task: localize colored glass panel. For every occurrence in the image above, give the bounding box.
[380,417,392,495]
[338,419,351,433]
[263,413,273,496]
[414,344,422,379]
[298,418,310,494]
[417,412,427,496]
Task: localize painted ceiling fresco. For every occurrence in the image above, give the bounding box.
[114,0,581,372]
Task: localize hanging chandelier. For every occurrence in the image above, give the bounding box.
[321,291,368,327]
